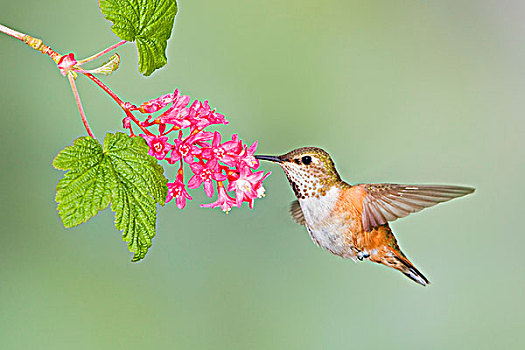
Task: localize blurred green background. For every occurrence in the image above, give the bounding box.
[1,1,524,349]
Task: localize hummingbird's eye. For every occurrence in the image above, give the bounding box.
[301,155,312,165]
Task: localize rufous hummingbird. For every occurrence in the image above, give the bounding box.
[256,147,474,286]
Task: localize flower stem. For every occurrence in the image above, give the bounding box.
[67,73,95,138]
[81,72,154,135]
[0,23,25,40]
[77,40,127,64]
[0,23,61,63]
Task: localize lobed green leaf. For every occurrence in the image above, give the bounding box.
[53,136,103,171]
[54,133,168,261]
[103,133,167,261]
[99,0,178,76]
[54,137,111,227]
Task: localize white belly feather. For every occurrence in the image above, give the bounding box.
[299,186,356,260]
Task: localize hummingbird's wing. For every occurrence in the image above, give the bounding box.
[290,200,306,225]
[359,184,474,231]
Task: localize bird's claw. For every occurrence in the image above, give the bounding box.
[357,251,370,261]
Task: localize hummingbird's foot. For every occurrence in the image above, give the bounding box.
[357,251,371,261]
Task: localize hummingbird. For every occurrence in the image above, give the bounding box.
[255,147,474,286]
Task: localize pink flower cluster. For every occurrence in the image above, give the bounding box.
[122,89,270,212]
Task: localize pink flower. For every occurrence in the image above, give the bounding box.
[238,141,259,169]
[158,107,191,129]
[160,113,192,129]
[206,109,228,126]
[122,116,131,130]
[227,165,270,208]
[195,100,227,126]
[186,102,211,130]
[166,174,192,209]
[139,89,190,114]
[186,101,229,130]
[122,102,137,110]
[140,134,170,160]
[164,89,191,115]
[122,87,271,211]
[187,159,227,197]
[168,131,203,164]
[200,184,237,212]
[58,53,77,76]
[139,93,172,114]
[201,132,242,166]
[192,130,215,147]
[155,90,192,127]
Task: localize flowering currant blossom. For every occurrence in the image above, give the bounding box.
[201,132,241,166]
[138,92,175,114]
[140,134,170,160]
[161,89,191,119]
[200,184,237,213]
[168,131,203,164]
[188,159,227,197]
[239,141,259,169]
[124,89,270,212]
[166,174,193,209]
[227,164,271,209]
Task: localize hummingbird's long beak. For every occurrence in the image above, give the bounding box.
[255,155,283,163]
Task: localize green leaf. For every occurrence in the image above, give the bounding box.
[104,133,168,261]
[53,137,112,227]
[53,133,168,261]
[99,0,178,76]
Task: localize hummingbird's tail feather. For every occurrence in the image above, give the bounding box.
[369,247,430,286]
[365,227,430,286]
[395,255,430,286]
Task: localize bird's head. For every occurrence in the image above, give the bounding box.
[256,147,341,199]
